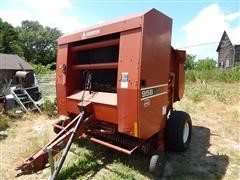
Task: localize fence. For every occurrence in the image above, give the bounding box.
[36,73,56,101]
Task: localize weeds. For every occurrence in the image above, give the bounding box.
[0,115,9,131]
[185,82,230,103]
[186,68,240,83]
[58,139,150,180]
[185,85,208,102]
[185,56,240,83]
[212,89,226,102]
[31,63,55,74]
[186,70,197,82]
[41,97,57,116]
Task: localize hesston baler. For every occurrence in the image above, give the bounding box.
[16,8,192,178]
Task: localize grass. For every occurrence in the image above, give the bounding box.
[56,125,233,180]
[0,115,9,131]
[0,115,9,141]
[185,67,240,83]
[41,97,57,116]
[0,114,55,179]
[31,63,55,74]
[58,139,150,180]
[185,81,237,104]
[0,81,240,179]
[20,130,52,158]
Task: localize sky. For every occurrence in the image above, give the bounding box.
[0,0,239,60]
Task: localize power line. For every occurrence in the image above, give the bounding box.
[178,41,219,49]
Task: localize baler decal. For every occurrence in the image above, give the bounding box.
[120,72,129,88]
[134,122,138,137]
[141,84,168,101]
[81,29,100,39]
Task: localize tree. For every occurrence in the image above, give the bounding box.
[0,19,23,56]
[17,20,62,65]
[184,54,196,70]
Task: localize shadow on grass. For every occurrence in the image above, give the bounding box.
[58,126,229,179]
[0,113,9,141]
[58,139,151,180]
[167,126,229,179]
[0,133,7,141]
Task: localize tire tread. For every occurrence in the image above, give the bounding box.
[165,111,192,152]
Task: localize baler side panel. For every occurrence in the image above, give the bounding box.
[56,44,69,115]
[138,9,172,139]
[174,50,186,101]
[170,49,186,102]
[117,28,142,137]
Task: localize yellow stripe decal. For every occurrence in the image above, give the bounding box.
[134,122,138,137]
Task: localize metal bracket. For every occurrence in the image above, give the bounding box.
[47,147,55,176]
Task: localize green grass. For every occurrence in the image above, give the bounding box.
[41,97,57,116]
[184,81,238,104]
[31,63,55,74]
[56,134,231,180]
[58,139,150,180]
[186,67,240,83]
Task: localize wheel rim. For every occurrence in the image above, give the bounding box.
[183,122,189,143]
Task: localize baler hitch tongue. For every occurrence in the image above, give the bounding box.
[15,162,32,176]
[15,112,90,177]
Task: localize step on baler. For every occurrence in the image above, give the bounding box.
[16,8,192,178]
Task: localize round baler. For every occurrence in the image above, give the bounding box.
[16,8,192,179]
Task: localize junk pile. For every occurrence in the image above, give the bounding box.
[0,71,42,115]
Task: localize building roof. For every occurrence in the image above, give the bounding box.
[0,53,34,70]
[216,31,232,52]
[217,30,240,51]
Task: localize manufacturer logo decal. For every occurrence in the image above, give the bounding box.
[81,29,100,39]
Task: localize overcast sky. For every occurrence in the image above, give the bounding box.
[0,0,239,60]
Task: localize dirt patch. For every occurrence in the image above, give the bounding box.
[0,114,58,179]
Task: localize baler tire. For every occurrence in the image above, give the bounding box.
[165,111,192,152]
[53,120,64,134]
[149,150,166,177]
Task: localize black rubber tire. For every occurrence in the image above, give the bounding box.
[149,150,166,177]
[165,111,192,152]
[53,120,64,134]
